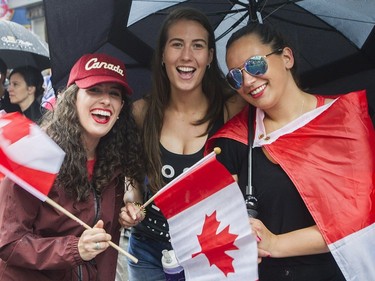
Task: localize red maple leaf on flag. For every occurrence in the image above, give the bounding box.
[192,211,239,276]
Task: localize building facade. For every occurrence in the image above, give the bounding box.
[7,0,46,42]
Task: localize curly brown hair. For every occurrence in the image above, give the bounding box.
[41,84,145,201]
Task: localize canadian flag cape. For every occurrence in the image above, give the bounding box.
[206,90,375,281]
[0,112,65,201]
[154,153,258,281]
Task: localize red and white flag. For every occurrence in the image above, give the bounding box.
[0,112,65,201]
[207,91,375,280]
[262,92,375,281]
[154,153,258,281]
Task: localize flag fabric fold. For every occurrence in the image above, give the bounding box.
[0,112,65,201]
[263,91,375,281]
[154,154,258,281]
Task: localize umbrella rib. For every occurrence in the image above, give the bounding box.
[261,1,290,21]
[216,12,250,41]
[206,8,248,17]
[228,0,249,8]
[264,12,335,31]
[309,14,375,24]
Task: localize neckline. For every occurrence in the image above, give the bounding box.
[160,143,205,157]
[253,96,337,147]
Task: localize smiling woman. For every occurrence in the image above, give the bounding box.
[75,83,124,142]
[0,53,145,281]
[206,23,375,281]
[117,7,246,281]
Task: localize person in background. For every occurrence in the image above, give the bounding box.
[0,58,20,113]
[8,65,46,123]
[206,23,374,280]
[0,53,145,281]
[41,69,57,111]
[117,7,246,281]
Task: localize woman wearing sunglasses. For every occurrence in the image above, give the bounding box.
[206,24,374,280]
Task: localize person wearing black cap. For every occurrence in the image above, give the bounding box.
[0,58,20,114]
[0,53,145,281]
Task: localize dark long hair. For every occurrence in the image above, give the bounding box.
[142,7,235,194]
[41,84,145,201]
[226,23,299,83]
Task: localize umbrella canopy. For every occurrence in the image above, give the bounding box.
[0,20,50,70]
[44,0,375,102]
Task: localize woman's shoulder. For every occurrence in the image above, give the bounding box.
[223,95,247,122]
[132,98,148,128]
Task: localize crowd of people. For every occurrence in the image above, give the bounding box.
[0,6,374,281]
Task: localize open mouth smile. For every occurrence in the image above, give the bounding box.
[91,109,112,124]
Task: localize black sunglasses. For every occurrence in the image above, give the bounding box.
[226,49,283,90]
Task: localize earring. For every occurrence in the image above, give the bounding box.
[117,116,120,120]
[207,64,211,69]
[161,61,165,67]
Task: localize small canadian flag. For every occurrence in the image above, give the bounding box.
[154,153,258,281]
[0,112,65,201]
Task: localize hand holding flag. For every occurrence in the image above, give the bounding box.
[144,149,259,280]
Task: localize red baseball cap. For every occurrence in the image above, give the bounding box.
[67,53,132,95]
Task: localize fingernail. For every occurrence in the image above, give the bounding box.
[256,235,262,242]
[266,254,271,258]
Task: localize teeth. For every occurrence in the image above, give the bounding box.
[177,66,195,72]
[250,84,266,95]
[91,110,111,117]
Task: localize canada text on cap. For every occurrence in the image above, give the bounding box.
[67,53,132,95]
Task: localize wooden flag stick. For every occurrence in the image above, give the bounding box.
[141,147,222,210]
[45,197,138,263]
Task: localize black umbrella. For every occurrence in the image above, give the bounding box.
[44,0,375,102]
[43,0,232,98]
[0,19,50,70]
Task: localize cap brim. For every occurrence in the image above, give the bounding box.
[75,75,132,95]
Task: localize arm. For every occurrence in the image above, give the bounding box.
[118,178,146,228]
[250,218,329,258]
[0,178,112,270]
[223,94,247,122]
[0,178,80,270]
[213,139,325,260]
[132,98,147,129]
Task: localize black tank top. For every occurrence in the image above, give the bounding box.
[133,115,224,242]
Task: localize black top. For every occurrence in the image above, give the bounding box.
[23,98,46,124]
[216,138,345,280]
[133,115,224,242]
[0,90,21,114]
